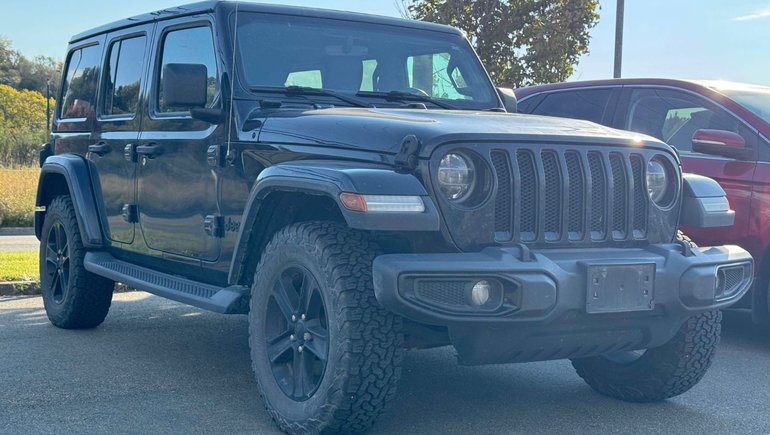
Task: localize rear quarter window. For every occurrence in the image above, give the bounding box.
[59,44,102,121]
[531,89,612,124]
[516,94,543,113]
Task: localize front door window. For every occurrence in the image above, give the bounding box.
[626,88,752,154]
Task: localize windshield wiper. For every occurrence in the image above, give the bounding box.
[249,85,372,108]
[357,91,459,110]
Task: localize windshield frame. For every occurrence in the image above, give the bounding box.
[231,11,502,111]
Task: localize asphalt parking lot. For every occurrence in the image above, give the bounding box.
[1,292,769,434]
[0,234,38,251]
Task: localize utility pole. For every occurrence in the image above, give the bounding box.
[613,0,625,78]
[46,79,51,135]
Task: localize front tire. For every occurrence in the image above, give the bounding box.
[571,231,721,402]
[571,310,721,402]
[40,195,114,329]
[249,222,403,434]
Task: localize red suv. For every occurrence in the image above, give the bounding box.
[515,78,770,322]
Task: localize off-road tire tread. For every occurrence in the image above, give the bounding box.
[249,221,403,434]
[571,233,722,402]
[42,195,113,329]
[571,310,721,402]
[755,272,770,324]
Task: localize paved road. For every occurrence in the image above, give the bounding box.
[0,234,38,251]
[2,292,769,434]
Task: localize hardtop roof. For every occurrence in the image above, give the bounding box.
[70,1,462,44]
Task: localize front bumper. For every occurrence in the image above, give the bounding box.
[373,243,752,365]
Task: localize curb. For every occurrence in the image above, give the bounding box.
[0,227,35,236]
[0,282,135,296]
[0,281,40,296]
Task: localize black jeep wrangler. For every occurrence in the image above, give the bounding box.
[37,2,753,433]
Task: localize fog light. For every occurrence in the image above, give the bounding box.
[471,280,491,306]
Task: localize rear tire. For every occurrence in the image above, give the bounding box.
[40,195,114,329]
[249,222,402,434]
[571,232,721,402]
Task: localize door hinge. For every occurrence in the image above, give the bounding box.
[122,204,138,223]
[207,145,227,167]
[204,215,225,238]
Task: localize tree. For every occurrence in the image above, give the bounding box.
[0,84,52,167]
[18,55,61,97]
[406,0,599,87]
[0,37,61,96]
[0,37,22,88]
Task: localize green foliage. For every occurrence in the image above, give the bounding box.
[0,37,21,88]
[0,37,61,96]
[0,85,52,167]
[0,37,59,168]
[406,0,599,87]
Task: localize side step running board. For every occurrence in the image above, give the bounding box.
[84,252,248,314]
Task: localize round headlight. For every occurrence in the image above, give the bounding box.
[646,159,669,205]
[438,153,475,200]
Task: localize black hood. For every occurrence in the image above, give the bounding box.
[250,107,669,157]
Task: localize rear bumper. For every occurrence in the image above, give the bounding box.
[373,243,752,365]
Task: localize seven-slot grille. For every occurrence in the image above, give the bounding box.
[491,149,648,243]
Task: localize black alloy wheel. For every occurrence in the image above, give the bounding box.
[265,265,329,401]
[44,221,70,304]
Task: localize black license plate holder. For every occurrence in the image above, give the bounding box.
[586,263,655,314]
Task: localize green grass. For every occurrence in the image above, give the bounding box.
[0,250,39,282]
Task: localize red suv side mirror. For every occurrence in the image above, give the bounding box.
[692,129,750,160]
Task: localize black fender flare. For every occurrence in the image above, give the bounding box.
[680,172,734,228]
[35,154,104,248]
[228,161,440,284]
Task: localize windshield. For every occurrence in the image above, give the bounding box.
[235,13,499,110]
[720,87,770,125]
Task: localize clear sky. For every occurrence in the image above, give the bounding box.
[2,0,769,86]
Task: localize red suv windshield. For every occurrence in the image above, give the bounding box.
[720,87,770,124]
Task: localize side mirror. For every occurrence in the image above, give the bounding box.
[162,63,208,109]
[692,129,749,160]
[497,87,517,113]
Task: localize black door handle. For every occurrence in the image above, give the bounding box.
[88,142,111,156]
[136,144,163,159]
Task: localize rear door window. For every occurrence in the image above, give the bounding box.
[103,36,147,117]
[531,89,612,124]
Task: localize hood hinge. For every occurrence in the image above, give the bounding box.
[394,135,421,173]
